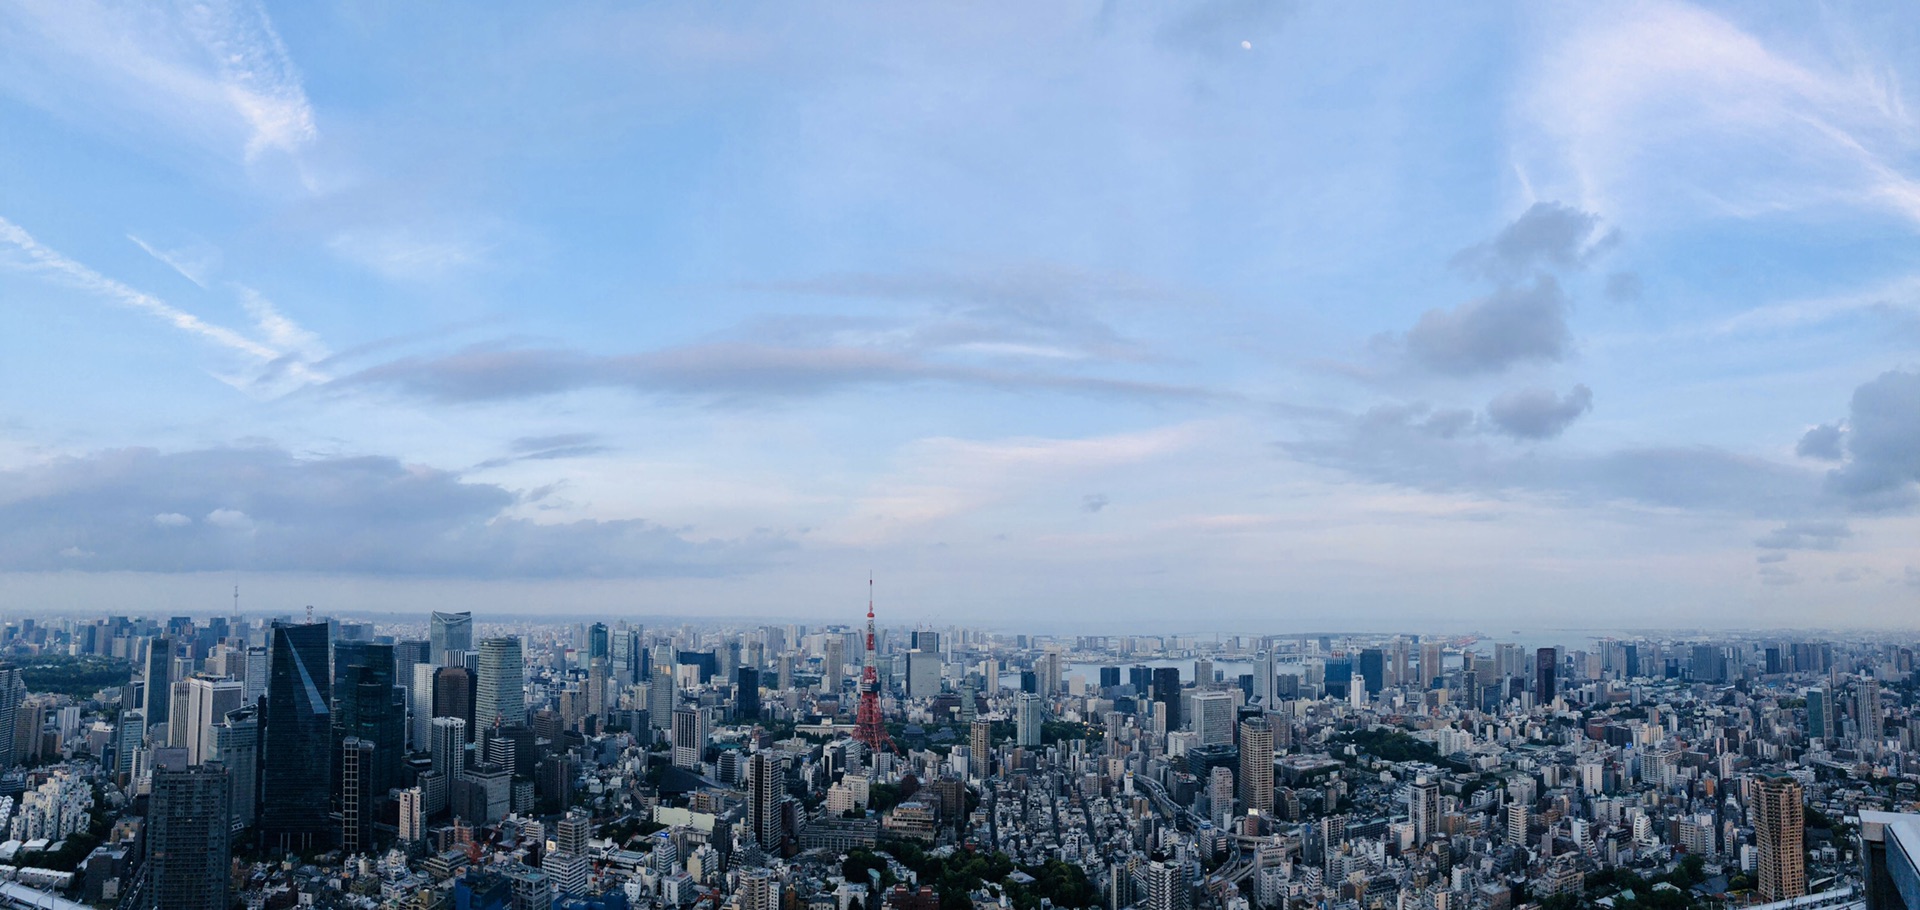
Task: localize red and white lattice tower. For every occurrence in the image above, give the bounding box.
[853,577,895,754]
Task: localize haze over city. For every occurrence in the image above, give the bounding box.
[3,2,1919,630]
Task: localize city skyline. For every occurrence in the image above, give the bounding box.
[3,3,1920,628]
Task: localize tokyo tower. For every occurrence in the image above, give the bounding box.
[853,577,896,754]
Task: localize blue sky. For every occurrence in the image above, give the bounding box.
[2,1,1918,631]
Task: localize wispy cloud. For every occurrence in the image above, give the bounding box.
[0,0,317,170]
[1517,2,1920,227]
[1,216,326,390]
[127,234,220,288]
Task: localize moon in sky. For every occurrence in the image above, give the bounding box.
[1241,40,1252,50]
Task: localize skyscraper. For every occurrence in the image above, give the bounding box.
[970,719,992,781]
[1253,651,1275,708]
[1359,648,1385,696]
[433,665,476,740]
[1535,647,1558,703]
[1151,667,1182,730]
[149,748,231,910]
[746,751,785,852]
[1807,688,1832,742]
[1755,774,1807,902]
[143,637,176,728]
[259,621,332,854]
[1016,692,1044,748]
[475,637,526,730]
[1190,690,1234,747]
[1238,716,1274,817]
[341,736,375,855]
[430,612,473,667]
[170,675,243,764]
[0,666,26,770]
[672,706,706,768]
[212,706,257,834]
[1857,674,1884,759]
[1409,776,1440,844]
[335,642,406,816]
[735,666,761,721]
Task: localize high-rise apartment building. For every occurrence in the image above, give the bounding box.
[340,737,375,855]
[1238,716,1274,817]
[970,719,993,781]
[1409,776,1440,844]
[746,751,786,852]
[1755,774,1807,902]
[671,706,706,768]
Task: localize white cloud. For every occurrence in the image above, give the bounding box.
[127,234,221,288]
[1516,2,1920,227]
[153,512,193,527]
[205,508,253,529]
[328,228,489,282]
[0,0,318,169]
[0,216,329,391]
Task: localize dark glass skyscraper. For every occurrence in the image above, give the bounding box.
[149,748,231,910]
[1151,667,1182,729]
[1535,647,1558,703]
[1359,648,1385,696]
[336,642,405,818]
[735,666,761,721]
[259,621,333,854]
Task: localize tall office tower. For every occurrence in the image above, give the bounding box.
[1151,667,1183,729]
[143,637,176,727]
[393,639,429,738]
[737,869,776,910]
[410,663,437,750]
[113,709,144,785]
[588,623,610,661]
[433,666,477,740]
[475,637,526,730]
[958,684,978,725]
[1505,803,1529,847]
[1857,675,1884,759]
[1692,645,1726,683]
[212,707,257,834]
[970,719,993,781]
[0,666,25,770]
[340,737,375,855]
[1015,692,1044,748]
[1419,643,1444,688]
[820,638,845,694]
[1535,647,1558,703]
[1191,691,1234,746]
[671,707,706,768]
[1390,640,1411,689]
[1807,688,1833,742]
[148,749,231,910]
[588,659,609,722]
[1039,650,1064,696]
[775,654,794,692]
[170,675,243,764]
[1142,859,1191,910]
[1755,774,1807,901]
[243,645,268,705]
[1408,776,1440,844]
[746,751,785,851]
[1253,651,1275,708]
[259,621,332,854]
[906,650,941,698]
[1129,666,1153,697]
[1099,666,1122,690]
[735,667,761,721]
[397,787,424,844]
[430,716,467,783]
[1238,716,1274,817]
[1359,648,1385,696]
[430,612,473,666]
[336,643,405,807]
[545,810,592,896]
[1324,658,1353,700]
[649,665,676,732]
